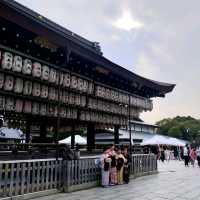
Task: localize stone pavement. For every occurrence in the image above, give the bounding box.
[33,161,200,200]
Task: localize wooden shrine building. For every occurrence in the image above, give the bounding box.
[0,0,175,151]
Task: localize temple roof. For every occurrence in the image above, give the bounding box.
[0,0,175,98]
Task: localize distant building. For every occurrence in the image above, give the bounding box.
[95,120,158,147]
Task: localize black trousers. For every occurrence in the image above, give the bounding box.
[184,156,189,166]
[123,166,130,183]
[197,156,200,167]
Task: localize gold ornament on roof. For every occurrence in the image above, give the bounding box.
[34,36,58,52]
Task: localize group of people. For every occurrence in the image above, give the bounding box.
[100,145,130,187]
[183,144,200,167]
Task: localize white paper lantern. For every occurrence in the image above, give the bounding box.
[88,82,94,94]
[63,73,71,87]
[12,55,22,72]
[22,59,32,75]
[4,75,14,91]
[2,52,13,70]
[32,62,42,78]
[86,111,91,121]
[66,108,71,119]
[5,97,15,111]
[49,68,57,83]
[105,89,111,99]
[41,65,49,81]
[47,105,54,116]
[96,86,101,97]
[68,93,74,105]
[60,107,66,118]
[119,93,123,103]
[40,104,47,116]
[41,85,48,98]
[32,82,41,97]
[59,72,64,85]
[71,76,77,89]
[62,91,68,104]
[54,106,58,117]
[71,109,77,119]
[0,73,4,89]
[24,101,32,113]
[80,95,86,107]
[32,102,40,115]
[0,96,5,110]
[75,94,81,106]
[81,111,86,121]
[48,87,56,100]
[77,78,84,91]
[54,89,58,101]
[15,99,23,113]
[14,78,23,93]
[23,81,32,95]
[82,80,88,93]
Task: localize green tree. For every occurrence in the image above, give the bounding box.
[156,116,200,141]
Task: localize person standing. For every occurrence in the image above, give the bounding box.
[189,147,197,167]
[116,148,125,185]
[109,145,117,185]
[196,146,200,167]
[183,144,189,167]
[100,146,111,187]
[165,147,171,162]
[123,147,130,184]
[160,147,165,162]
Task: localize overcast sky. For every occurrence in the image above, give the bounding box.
[16,0,200,123]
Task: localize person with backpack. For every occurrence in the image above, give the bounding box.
[116,148,125,185]
[100,146,111,187]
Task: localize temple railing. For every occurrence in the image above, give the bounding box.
[0,154,157,199]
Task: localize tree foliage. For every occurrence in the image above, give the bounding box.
[156,116,200,141]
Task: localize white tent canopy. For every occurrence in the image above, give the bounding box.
[59,135,87,145]
[0,127,24,139]
[141,135,186,146]
[168,138,186,147]
[141,135,172,146]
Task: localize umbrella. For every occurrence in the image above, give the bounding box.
[141,135,172,146]
[59,135,87,145]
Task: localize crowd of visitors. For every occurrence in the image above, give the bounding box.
[100,145,130,187]
[183,144,200,167]
[152,144,200,167]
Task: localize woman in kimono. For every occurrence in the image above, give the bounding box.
[109,145,117,185]
[189,147,197,167]
[116,148,125,185]
[123,147,130,184]
[100,146,111,187]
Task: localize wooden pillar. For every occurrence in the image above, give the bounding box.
[71,123,75,149]
[87,123,95,152]
[25,117,31,143]
[114,125,119,145]
[40,119,47,143]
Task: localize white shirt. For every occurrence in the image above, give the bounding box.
[183,147,188,156]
